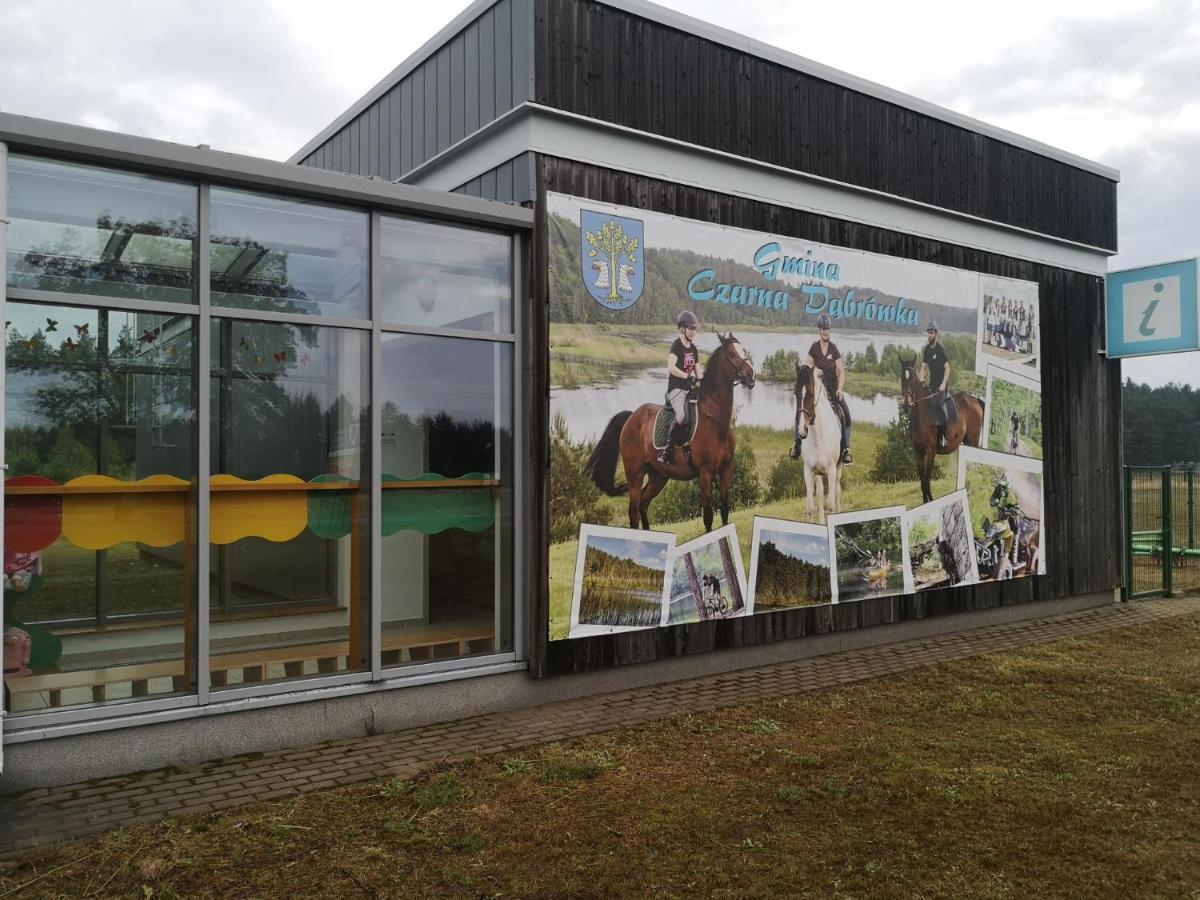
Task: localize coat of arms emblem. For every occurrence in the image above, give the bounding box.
[580,209,644,310]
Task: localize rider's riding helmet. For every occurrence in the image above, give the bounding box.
[926,320,939,334]
[816,312,833,330]
[676,310,699,330]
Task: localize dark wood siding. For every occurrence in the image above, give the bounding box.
[530,155,1121,678]
[299,0,534,180]
[534,0,1118,251]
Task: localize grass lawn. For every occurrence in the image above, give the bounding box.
[4,612,1199,898]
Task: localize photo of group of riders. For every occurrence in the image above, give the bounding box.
[548,195,1045,640]
[983,294,1037,356]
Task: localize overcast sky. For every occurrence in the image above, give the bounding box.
[1,0,1197,385]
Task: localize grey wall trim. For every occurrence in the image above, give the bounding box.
[0,112,532,232]
[0,590,1111,791]
[594,0,1119,182]
[289,0,519,165]
[405,104,1113,276]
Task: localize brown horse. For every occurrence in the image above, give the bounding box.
[899,356,985,502]
[586,333,756,531]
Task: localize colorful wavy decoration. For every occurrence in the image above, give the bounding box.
[3,472,497,550]
[62,475,190,550]
[307,474,358,540]
[209,474,308,545]
[5,475,63,552]
[383,473,495,536]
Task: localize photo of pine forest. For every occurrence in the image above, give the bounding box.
[752,530,832,611]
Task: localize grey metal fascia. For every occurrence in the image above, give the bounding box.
[401,102,1113,276]
[287,0,506,164]
[0,112,532,232]
[596,0,1119,182]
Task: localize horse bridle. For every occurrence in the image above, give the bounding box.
[711,341,756,388]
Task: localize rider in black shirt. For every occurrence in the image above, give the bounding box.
[793,312,852,465]
[921,321,951,449]
[659,311,703,464]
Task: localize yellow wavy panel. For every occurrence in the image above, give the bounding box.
[62,475,190,550]
[210,474,308,545]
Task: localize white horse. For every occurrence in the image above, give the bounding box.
[794,364,844,523]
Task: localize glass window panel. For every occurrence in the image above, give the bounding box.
[379,217,512,333]
[210,320,370,686]
[210,189,368,319]
[379,333,513,664]
[6,156,198,304]
[3,301,197,714]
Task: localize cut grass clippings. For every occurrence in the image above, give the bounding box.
[3,612,1200,898]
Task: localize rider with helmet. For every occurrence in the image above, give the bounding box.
[922,320,952,449]
[796,312,852,465]
[659,311,704,464]
[990,474,1022,564]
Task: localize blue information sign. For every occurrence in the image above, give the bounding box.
[1106,258,1200,359]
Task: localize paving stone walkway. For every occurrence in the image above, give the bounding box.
[3,596,1198,857]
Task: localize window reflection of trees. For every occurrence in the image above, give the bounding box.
[5,304,196,627]
[10,214,197,303]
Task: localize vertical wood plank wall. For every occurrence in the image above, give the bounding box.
[530,155,1121,678]
[533,0,1118,251]
[298,0,534,180]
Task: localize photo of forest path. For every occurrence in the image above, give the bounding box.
[668,534,744,624]
[752,528,831,611]
[577,536,668,629]
[833,516,905,602]
[986,378,1043,458]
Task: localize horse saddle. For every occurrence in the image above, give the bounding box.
[653,401,699,451]
[827,394,847,428]
[934,392,958,426]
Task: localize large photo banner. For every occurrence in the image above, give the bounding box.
[547,192,1045,640]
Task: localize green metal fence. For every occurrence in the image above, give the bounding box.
[1124,465,1199,599]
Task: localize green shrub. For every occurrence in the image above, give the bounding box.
[767,455,808,502]
[759,348,800,383]
[549,412,612,543]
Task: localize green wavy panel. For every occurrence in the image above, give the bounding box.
[382,473,495,537]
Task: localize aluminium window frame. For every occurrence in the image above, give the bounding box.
[0,120,530,741]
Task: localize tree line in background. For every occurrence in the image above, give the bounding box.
[1123,380,1200,465]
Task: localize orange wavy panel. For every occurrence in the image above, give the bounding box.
[210,474,308,545]
[61,475,190,550]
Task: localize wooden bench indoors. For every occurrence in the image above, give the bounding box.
[6,624,495,709]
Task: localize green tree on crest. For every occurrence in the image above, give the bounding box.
[585,219,639,302]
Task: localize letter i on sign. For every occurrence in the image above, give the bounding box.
[1123,276,1182,344]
